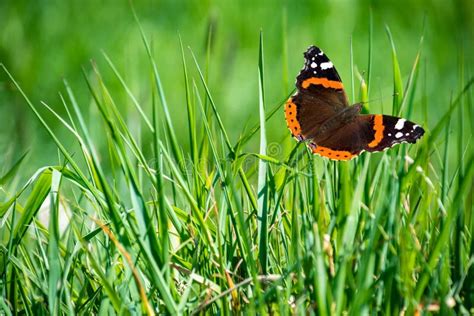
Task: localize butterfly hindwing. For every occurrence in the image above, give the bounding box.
[308,114,425,160]
[307,114,374,160]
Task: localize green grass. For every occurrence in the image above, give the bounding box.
[1,3,474,315]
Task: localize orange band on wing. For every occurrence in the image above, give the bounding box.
[302,77,344,90]
[368,114,385,148]
[284,98,303,138]
[311,145,356,161]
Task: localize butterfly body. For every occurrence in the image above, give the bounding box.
[285,45,425,160]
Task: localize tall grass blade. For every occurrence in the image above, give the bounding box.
[313,223,329,316]
[385,25,404,114]
[0,152,28,186]
[179,35,198,167]
[256,31,269,274]
[397,36,423,117]
[131,6,183,166]
[47,169,62,316]
[367,8,373,98]
[350,36,355,103]
[102,51,154,132]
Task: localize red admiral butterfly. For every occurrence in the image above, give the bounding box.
[285,45,425,160]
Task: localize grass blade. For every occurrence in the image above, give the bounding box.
[256,31,269,274]
[385,25,404,114]
[0,151,29,186]
[47,169,62,316]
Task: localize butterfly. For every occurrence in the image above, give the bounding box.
[285,45,425,160]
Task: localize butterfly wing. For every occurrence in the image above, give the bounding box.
[308,114,425,160]
[285,45,349,140]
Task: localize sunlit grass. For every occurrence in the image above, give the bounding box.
[1,13,474,316]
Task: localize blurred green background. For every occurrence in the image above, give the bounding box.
[0,0,472,175]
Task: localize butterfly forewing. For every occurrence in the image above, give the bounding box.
[285,45,349,140]
[364,115,425,152]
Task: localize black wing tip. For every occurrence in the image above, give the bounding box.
[402,125,425,144]
[410,125,425,143]
[304,45,322,58]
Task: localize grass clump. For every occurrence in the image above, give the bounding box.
[1,18,474,316]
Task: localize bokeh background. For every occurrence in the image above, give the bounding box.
[1,0,473,176]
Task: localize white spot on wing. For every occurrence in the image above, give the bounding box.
[320,61,333,70]
[394,119,406,130]
[310,62,317,68]
[395,132,403,138]
[318,51,324,55]
[413,124,419,130]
